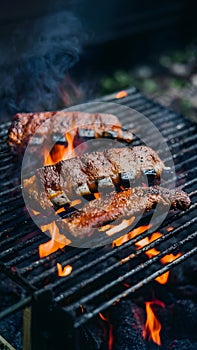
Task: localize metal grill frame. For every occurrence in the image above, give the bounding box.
[0,87,196,330]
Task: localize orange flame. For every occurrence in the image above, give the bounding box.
[106,217,135,237]
[135,232,181,284]
[98,224,111,232]
[161,252,181,264]
[39,221,71,258]
[94,192,101,199]
[80,305,85,313]
[99,314,113,350]
[110,221,181,285]
[115,90,128,99]
[57,263,72,277]
[137,233,169,284]
[112,223,152,247]
[44,132,75,166]
[156,252,181,284]
[55,207,66,214]
[38,130,78,259]
[166,226,173,232]
[99,312,108,322]
[31,209,40,216]
[135,232,162,258]
[109,324,113,350]
[143,300,165,346]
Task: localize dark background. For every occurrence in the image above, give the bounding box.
[0,0,197,120]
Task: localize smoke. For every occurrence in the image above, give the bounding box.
[0,10,84,120]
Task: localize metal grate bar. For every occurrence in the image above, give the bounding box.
[53,219,196,303]
[27,201,196,287]
[74,243,197,327]
[0,87,196,325]
[64,231,197,317]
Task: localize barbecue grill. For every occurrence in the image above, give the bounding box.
[0,87,197,349]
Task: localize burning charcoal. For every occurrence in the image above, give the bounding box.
[170,300,197,341]
[170,257,197,287]
[176,285,197,300]
[77,322,104,350]
[0,275,23,349]
[109,300,146,350]
[165,339,197,350]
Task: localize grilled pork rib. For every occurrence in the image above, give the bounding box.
[57,186,191,238]
[23,146,165,212]
[8,111,133,154]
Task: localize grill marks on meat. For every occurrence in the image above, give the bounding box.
[23,146,165,212]
[57,187,191,238]
[8,111,133,154]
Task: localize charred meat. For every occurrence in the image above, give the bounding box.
[57,186,191,238]
[23,146,165,212]
[8,111,133,154]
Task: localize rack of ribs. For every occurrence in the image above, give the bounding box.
[8,111,133,154]
[23,146,165,213]
[57,186,191,238]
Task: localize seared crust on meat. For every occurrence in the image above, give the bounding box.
[57,186,191,238]
[8,111,133,154]
[23,146,165,212]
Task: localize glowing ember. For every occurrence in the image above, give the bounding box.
[57,263,72,277]
[115,90,128,99]
[94,192,101,199]
[44,132,75,166]
[143,300,165,346]
[39,221,71,258]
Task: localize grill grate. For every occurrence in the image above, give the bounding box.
[0,87,196,327]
